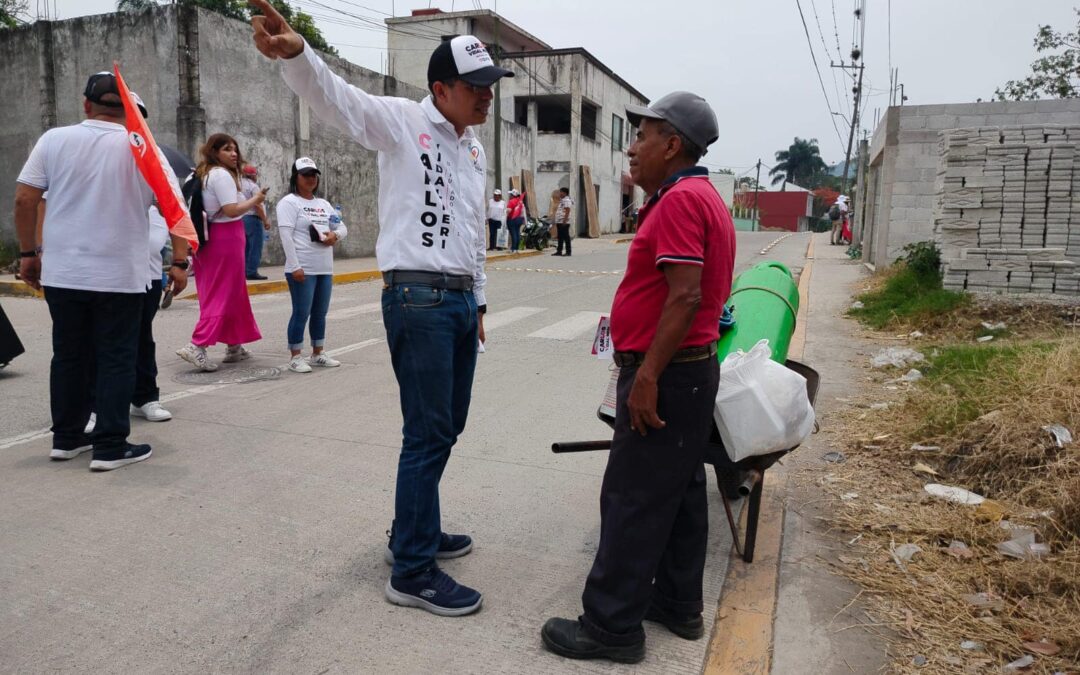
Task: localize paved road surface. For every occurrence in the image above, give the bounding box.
[0,232,811,673]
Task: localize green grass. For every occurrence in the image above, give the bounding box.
[913,342,1057,436]
[848,264,968,329]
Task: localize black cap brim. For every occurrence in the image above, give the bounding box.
[625,103,664,129]
[459,66,514,87]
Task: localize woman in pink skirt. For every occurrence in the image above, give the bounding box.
[177,133,264,371]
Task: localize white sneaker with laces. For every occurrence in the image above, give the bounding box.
[223,345,252,363]
[309,353,341,368]
[176,344,218,372]
[289,355,313,373]
[131,401,173,422]
[84,412,97,435]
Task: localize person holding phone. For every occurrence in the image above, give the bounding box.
[276,157,347,373]
[176,133,264,372]
[241,163,272,280]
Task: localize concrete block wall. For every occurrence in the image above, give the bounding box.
[936,126,1080,297]
[862,99,1080,268]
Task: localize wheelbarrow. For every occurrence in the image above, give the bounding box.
[552,359,819,563]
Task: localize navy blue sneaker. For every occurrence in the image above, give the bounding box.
[50,443,92,460]
[89,443,151,472]
[385,568,482,617]
[384,529,473,565]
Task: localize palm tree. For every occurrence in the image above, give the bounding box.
[769,138,828,187]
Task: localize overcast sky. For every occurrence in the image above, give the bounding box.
[37,0,1080,177]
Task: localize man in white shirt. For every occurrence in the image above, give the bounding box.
[13,72,187,472]
[486,188,506,250]
[250,0,513,617]
[553,187,574,256]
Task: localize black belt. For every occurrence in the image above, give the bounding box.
[382,270,474,291]
[612,343,717,368]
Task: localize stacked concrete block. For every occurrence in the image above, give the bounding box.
[935,125,1080,297]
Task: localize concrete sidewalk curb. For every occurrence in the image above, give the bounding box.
[0,249,544,301]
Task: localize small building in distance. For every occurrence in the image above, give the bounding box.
[386,8,648,237]
[733,185,814,232]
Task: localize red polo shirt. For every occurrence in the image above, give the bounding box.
[610,168,736,353]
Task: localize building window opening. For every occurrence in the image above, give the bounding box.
[581,100,598,141]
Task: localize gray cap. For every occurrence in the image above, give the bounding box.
[626,91,719,154]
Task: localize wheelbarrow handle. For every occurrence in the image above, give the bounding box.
[551,440,612,453]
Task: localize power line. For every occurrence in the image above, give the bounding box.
[794,0,846,150]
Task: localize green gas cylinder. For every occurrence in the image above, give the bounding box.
[716,261,800,364]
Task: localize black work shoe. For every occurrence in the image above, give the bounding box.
[540,617,645,663]
[644,604,705,640]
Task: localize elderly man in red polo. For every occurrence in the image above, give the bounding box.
[542,92,736,663]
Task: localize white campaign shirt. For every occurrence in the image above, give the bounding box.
[202,167,242,223]
[281,40,488,306]
[276,193,348,276]
[148,206,169,285]
[487,198,506,222]
[17,119,159,294]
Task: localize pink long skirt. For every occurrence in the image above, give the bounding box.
[190,219,262,347]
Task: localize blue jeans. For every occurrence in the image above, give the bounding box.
[285,273,333,350]
[243,215,264,277]
[507,217,523,251]
[381,283,478,577]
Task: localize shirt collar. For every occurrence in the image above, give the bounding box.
[421,96,476,141]
[643,165,709,209]
[82,119,126,131]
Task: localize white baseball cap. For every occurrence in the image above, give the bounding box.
[493,189,502,195]
[294,157,320,174]
[427,35,514,87]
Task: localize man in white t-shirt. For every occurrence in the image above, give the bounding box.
[13,72,187,472]
[251,0,513,617]
[553,187,574,257]
[486,188,506,250]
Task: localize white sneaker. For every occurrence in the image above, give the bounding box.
[223,345,253,363]
[131,401,172,422]
[289,355,312,373]
[176,344,218,372]
[309,353,341,368]
[50,444,92,460]
[84,412,97,435]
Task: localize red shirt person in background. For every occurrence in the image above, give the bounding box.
[542,92,736,663]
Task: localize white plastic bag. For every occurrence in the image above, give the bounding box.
[714,339,815,462]
[496,226,509,249]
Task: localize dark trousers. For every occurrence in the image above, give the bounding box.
[243,214,264,276]
[488,218,502,249]
[556,224,572,255]
[132,280,163,407]
[382,284,478,577]
[44,286,141,456]
[581,357,721,646]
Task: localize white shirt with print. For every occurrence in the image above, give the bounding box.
[280,40,488,306]
[276,193,348,275]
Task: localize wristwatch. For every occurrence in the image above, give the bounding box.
[171,260,189,270]
[19,250,37,258]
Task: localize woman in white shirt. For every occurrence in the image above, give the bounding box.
[276,157,348,373]
[176,133,264,372]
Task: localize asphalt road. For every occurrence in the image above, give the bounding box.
[0,231,811,673]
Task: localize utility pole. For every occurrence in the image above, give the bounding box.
[840,64,863,197]
[853,137,869,249]
[493,14,503,192]
[753,159,762,231]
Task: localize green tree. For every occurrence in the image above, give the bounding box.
[769,137,827,187]
[0,0,29,29]
[252,1,338,56]
[117,0,160,11]
[996,8,1080,100]
[185,0,249,21]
